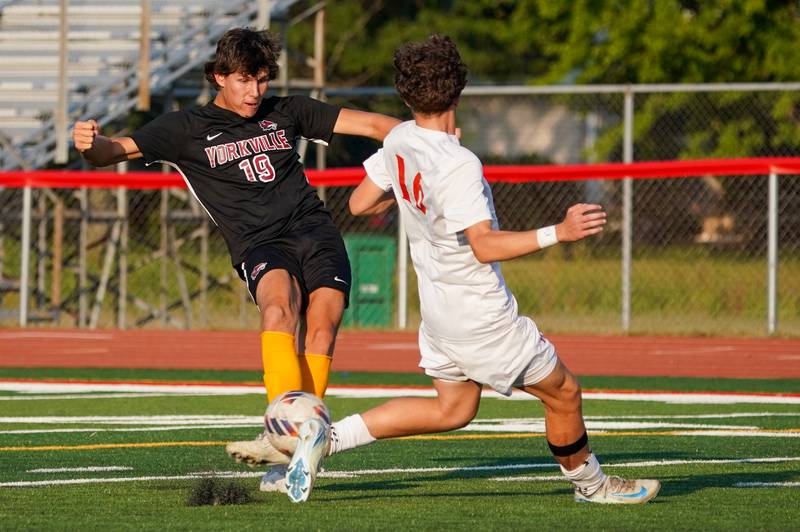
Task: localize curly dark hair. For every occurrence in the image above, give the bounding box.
[204,28,281,88]
[393,34,468,115]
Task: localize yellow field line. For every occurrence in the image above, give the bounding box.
[2,428,798,452]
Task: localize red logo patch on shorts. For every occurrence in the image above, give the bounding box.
[251,262,268,280]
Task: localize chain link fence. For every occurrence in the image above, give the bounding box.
[1,84,799,335]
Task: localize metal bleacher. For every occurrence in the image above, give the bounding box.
[0,0,297,170]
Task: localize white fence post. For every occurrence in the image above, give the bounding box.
[54,0,69,164]
[19,186,32,326]
[767,171,778,334]
[622,88,634,332]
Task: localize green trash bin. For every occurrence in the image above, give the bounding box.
[342,234,396,327]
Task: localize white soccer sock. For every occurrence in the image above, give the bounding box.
[327,414,376,456]
[560,452,607,496]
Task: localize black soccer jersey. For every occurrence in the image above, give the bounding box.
[130,95,342,265]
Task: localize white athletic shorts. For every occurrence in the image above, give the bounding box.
[418,315,558,396]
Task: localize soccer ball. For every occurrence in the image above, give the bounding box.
[264,391,331,455]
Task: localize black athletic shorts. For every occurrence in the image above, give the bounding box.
[236,219,351,312]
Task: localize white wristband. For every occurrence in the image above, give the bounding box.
[536,225,559,249]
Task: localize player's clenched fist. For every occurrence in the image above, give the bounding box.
[556,203,607,242]
[72,119,99,152]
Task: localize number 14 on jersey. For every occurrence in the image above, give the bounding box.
[396,154,426,213]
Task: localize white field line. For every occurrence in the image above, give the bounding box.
[0,415,262,424]
[0,382,260,395]
[669,430,800,437]
[0,422,755,432]
[583,413,800,420]
[3,457,800,489]
[578,392,800,405]
[1,381,799,404]
[465,421,760,432]
[0,414,263,435]
[611,456,800,467]
[492,475,565,482]
[28,466,133,473]
[4,428,798,437]
[735,482,800,487]
[0,413,796,436]
[1,425,259,435]
[0,472,263,488]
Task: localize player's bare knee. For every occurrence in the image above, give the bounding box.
[444,409,475,431]
[432,411,471,432]
[554,374,582,413]
[436,399,477,431]
[538,372,582,415]
[260,301,298,332]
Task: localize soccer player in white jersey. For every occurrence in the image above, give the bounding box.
[286,34,660,505]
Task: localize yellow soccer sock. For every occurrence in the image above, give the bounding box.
[261,331,302,403]
[299,353,332,398]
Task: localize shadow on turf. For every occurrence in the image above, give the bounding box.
[656,469,798,498]
[423,450,682,480]
[318,451,800,502]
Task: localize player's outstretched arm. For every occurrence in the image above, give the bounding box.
[333,109,401,142]
[73,119,142,167]
[349,177,395,216]
[464,203,606,263]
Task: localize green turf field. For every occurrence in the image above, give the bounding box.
[1,368,799,530]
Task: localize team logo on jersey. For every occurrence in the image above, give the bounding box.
[251,261,268,280]
[259,120,278,132]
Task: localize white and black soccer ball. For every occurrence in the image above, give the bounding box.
[264,391,331,455]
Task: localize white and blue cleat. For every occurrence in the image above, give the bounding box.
[285,418,330,503]
[574,476,660,504]
[259,464,288,493]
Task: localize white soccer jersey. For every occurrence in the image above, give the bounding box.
[364,121,523,342]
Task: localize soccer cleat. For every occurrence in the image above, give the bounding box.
[259,464,288,493]
[225,431,290,467]
[285,418,330,503]
[574,476,660,504]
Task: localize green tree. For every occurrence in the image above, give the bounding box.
[289,0,800,159]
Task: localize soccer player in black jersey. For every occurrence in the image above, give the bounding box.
[72,27,400,492]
